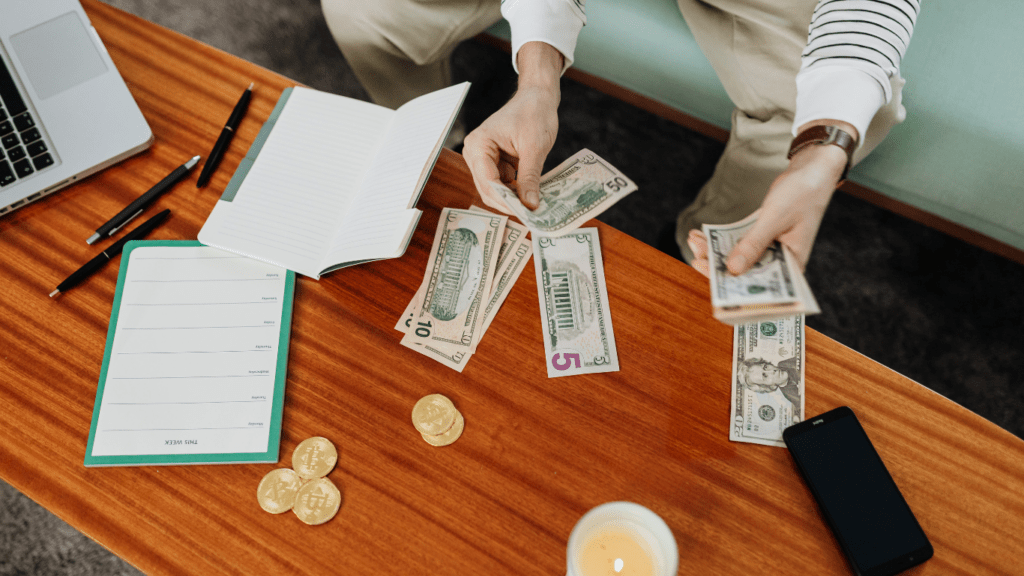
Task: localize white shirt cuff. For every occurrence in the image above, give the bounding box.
[502,0,586,75]
[793,66,887,150]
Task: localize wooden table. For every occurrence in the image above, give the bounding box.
[2,2,1022,574]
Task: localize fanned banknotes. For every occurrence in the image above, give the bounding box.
[397,207,533,372]
[533,228,619,377]
[469,207,534,339]
[729,316,805,448]
[703,212,819,325]
[491,149,637,237]
[401,208,506,352]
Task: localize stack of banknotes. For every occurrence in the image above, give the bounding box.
[701,218,813,446]
[702,213,820,325]
[396,150,636,376]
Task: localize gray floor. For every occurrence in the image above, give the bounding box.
[3,1,1022,574]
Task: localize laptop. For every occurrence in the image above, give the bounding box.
[0,0,152,216]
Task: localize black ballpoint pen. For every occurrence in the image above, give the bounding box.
[196,82,254,188]
[53,210,170,297]
[86,156,199,244]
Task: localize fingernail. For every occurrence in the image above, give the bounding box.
[527,192,540,208]
[728,255,747,273]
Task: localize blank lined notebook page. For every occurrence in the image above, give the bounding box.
[89,245,288,462]
[324,83,468,266]
[200,88,393,277]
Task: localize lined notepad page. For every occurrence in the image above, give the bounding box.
[90,246,287,458]
[200,88,393,277]
[323,82,468,267]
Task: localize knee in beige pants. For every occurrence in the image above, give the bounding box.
[320,0,499,108]
[673,0,906,261]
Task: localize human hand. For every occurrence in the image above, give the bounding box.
[722,121,856,274]
[686,229,711,278]
[462,42,563,214]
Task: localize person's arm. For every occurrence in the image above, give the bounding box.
[462,0,585,213]
[464,42,564,212]
[721,0,920,275]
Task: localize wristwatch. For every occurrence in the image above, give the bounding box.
[788,125,856,184]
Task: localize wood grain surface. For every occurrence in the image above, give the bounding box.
[1,2,1022,574]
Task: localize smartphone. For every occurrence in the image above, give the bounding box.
[783,406,933,576]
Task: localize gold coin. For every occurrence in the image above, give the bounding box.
[422,410,465,447]
[412,394,457,436]
[292,477,342,526]
[256,468,304,514]
[291,436,338,480]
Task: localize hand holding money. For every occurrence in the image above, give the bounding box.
[398,150,634,374]
[700,212,820,325]
[728,123,851,273]
[397,209,619,378]
[463,42,564,206]
[489,149,638,237]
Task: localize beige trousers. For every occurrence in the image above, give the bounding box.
[673,0,905,260]
[320,0,905,257]
[321,0,502,109]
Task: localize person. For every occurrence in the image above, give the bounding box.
[736,356,802,418]
[321,0,919,274]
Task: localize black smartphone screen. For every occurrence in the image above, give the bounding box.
[784,407,932,575]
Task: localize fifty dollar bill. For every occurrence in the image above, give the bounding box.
[491,149,637,237]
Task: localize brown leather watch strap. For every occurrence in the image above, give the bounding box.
[788,125,856,184]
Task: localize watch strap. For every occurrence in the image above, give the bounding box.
[788,125,856,183]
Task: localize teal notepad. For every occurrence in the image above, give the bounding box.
[84,241,295,467]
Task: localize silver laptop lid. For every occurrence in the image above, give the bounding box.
[0,0,153,215]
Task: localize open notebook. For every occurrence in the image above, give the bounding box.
[198,83,469,278]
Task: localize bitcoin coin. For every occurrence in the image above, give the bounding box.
[292,477,342,526]
[256,468,304,514]
[422,410,465,447]
[412,394,457,436]
[292,436,338,480]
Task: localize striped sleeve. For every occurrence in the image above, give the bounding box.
[502,0,586,75]
[793,0,920,145]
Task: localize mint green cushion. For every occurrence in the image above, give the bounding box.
[857,3,1023,251]
[487,1,1024,251]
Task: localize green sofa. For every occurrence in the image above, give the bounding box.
[487,1,1024,255]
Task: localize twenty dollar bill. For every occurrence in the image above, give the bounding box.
[729,315,805,448]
